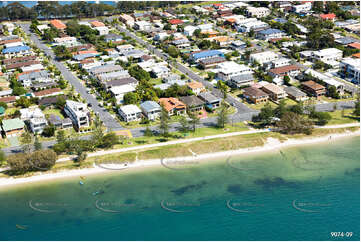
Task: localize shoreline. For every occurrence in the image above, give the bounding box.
[0,130,359,188]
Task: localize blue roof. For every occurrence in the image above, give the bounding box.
[273,18,287,24]
[2,45,30,54]
[259,28,284,35]
[191,50,224,60]
[140,101,161,111]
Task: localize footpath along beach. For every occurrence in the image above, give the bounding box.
[0,123,359,188]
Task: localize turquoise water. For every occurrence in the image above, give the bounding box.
[0,136,359,241]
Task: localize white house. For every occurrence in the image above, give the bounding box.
[312,48,343,62]
[110,84,136,104]
[53,36,78,47]
[94,26,109,35]
[151,66,170,78]
[134,21,152,31]
[118,104,142,122]
[216,61,253,81]
[250,51,279,65]
[235,18,268,32]
[246,7,270,18]
[140,101,161,121]
[154,32,169,41]
[340,58,360,84]
[292,2,312,13]
[64,100,90,129]
[20,107,48,134]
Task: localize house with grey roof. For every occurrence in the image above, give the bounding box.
[140,101,161,120]
[18,70,51,87]
[102,77,138,89]
[198,92,221,109]
[228,74,255,88]
[283,86,308,102]
[97,70,130,82]
[180,95,205,112]
[118,104,142,122]
[90,64,123,75]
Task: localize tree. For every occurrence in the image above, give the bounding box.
[217,80,228,98]
[34,135,42,151]
[42,125,56,137]
[0,150,6,166]
[129,66,150,81]
[56,130,66,143]
[123,92,139,104]
[144,126,153,137]
[100,132,119,148]
[274,99,287,118]
[28,149,57,171]
[283,75,290,86]
[91,116,104,148]
[167,45,179,58]
[256,102,274,126]
[187,110,200,132]
[327,86,340,99]
[276,112,313,135]
[217,101,229,128]
[312,112,332,126]
[289,102,304,115]
[178,115,189,133]
[159,106,170,137]
[20,131,33,153]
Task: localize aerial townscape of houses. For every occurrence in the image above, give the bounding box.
[0,1,359,148]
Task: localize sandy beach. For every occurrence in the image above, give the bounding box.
[0,127,359,188]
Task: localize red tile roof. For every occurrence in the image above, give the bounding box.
[159,97,186,112]
[0,96,16,103]
[348,42,360,49]
[269,65,300,76]
[169,19,183,25]
[352,53,360,58]
[320,13,336,20]
[50,19,66,30]
[91,21,105,27]
[34,88,62,97]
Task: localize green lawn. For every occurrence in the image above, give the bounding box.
[43,109,64,119]
[328,109,359,125]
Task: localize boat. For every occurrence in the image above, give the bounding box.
[79,181,84,185]
[92,190,104,196]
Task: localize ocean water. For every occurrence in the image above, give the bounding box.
[0,136,359,241]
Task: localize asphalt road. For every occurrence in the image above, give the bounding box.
[20,23,123,131]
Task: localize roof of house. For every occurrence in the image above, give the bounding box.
[159,97,186,112]
[34,88,62,97]
[0,38,22,45]
[48,114,62,125]
[180,95,205,107]
[50,19,66,29]
[191,50,223,59]
[38,95,64,106]
[283,86,307,97]
[0,96,16,103]
[199,56,226,65]
[169,19,184,25]
[348,42,360,49]
[103,77,138,88]
[243,86,268,98]
[302,80,325,90]
[18,70,49,81]
[3,55,37,65]
[119,104,142,114]
[262,83,285,94]
[352,53,360,58]
[91,21,105,27]
[268,65,300,75]
[198,92,221,103]
[140,101,161,112]
[320,13,336,19]
[7,60,40,70]
[258,28,284,35]
[335,37,359,45]
[187,81,204,90]
[2,45,30,54]
[2,118,25,131]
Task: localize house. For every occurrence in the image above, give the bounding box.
[90,21,105,28]
[301,80,326,98]
[208,36,233,47]
[256,28,286,41]
[198,92,221,109]
[268,65,301,78]
[154,32,169,41]
[38,95,65,107]
[118,105,142,122]
[199,56,226,69]
[19,107,47,133]
[186,81,205,95]
[283,86,308,102]
[246,7,270,18]
[2,45,31,57]
[97,70,130,82]
[169,19,183,25]
[305,69,345,94]
[261,83,287,101]
[134,21,152,31]
[151,66,170,78]
[49,19,66,30]
[269,58,291,69]
[340,58,360,84]
[159,97,186,116]
[312,48,343,62]
[48,114,63,128]
[2,118,25,137]
[189,50,224,63]
[119,14,135,27]
[94,26,109,35]
[64,100,90,129]
[216,61,253,82]
[104,33,123,43]
[180,95,205,112]
[348,42,360,50]
[54,36,78,47]
[291,2,312,13]
[140,101,161,121]
[90,64,123,75]
[171,38,190,48]
[33,88,63,99]
[242,87,269,104]
[228,74,255,88]
[6,60,40,71]
[110,84,136,104]
[319,13,336,22]
[235,19,269,33]
[250,51,278,65]
[102,77,138,90]
[22,63,44,73]
[3,55,36,65]
[18,70,51,87]
[36,24,49,33]
[230,40,247,51]
[0,96,16,104]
